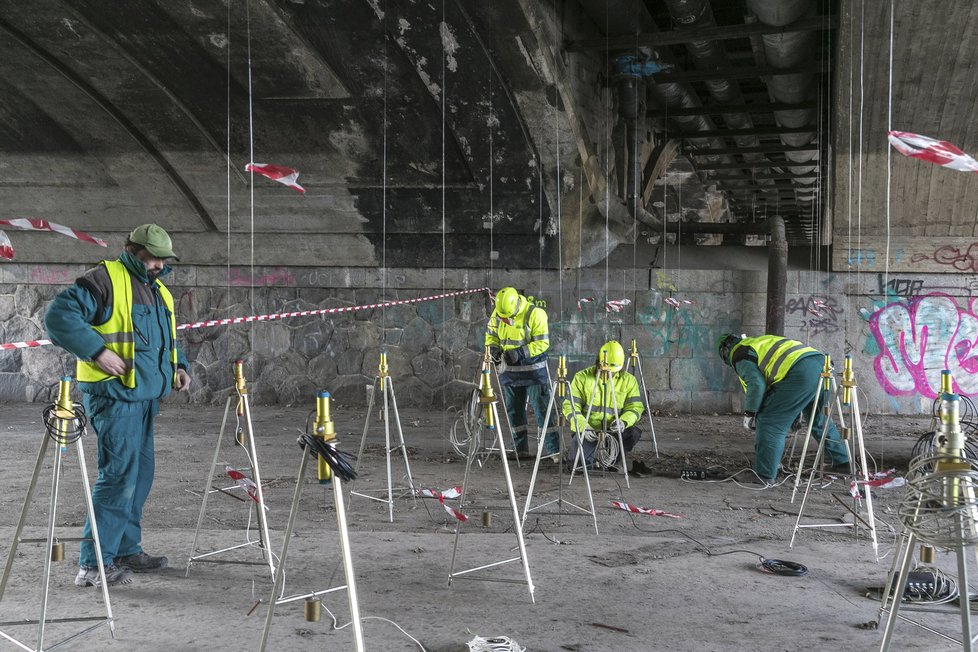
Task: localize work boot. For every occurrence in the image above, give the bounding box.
[75,563,134,588]
[115,552,168,573]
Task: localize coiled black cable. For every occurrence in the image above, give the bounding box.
[297,432,358,482]
[42,402,88,445]
[760,558,809,576]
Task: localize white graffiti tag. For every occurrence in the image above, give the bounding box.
[869,293,978,398]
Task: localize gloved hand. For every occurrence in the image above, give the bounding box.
[743,412,757,431]
[503,347,522,365]
[488,347,502,365]
[608,419,625,434]
[582,429,599,442]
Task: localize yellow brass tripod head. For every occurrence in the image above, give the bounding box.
[841,355,856,406]
[315,391,336,482]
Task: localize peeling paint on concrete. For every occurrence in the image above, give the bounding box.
[208,33,228,49]
[440,22,459,73]
[60,18,81,38]
[398,18,411,35]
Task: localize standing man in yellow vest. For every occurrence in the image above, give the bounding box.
[485,287,560,459]
[45,224,191,587]
[717,333,849,484]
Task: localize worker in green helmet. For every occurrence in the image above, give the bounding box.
[717,333,849,484]
[562,340,644,472]
[485,286,560,459]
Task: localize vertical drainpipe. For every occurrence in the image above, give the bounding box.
[765,215,787,336]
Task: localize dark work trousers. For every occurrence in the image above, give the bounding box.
[502,383,560,456]
[79,395,158,568]
[754,354,849,481]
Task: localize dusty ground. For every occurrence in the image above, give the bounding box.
[0,398,967,651]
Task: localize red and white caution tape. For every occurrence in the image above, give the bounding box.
[848,469,905,499]
[417,486,467,521]
[0,338,52,351]
[577,297,595,311]
[246,162,306,193]
[0,231,12,260]
[610,500,682,519]
[663,297,695,310]
[807,299,828,316]
[605,298,631,313]
[0,218,108,260]
[177,287,489,331]
[888,131,978,173]
[0,287,490,350]
[226,466,268,510]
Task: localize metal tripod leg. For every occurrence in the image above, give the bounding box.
[187,381,275,579]
[0,392,115,651]
[259,446,365,652]
[448,401,535,602]
[626,348,659,458]
[349,375,418,522]
[522,379,598,534]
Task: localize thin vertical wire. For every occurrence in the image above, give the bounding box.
[382,0,389,338]
[554,0,563,327]
[884,0,894,302]
[226,0,232,309]
[245,0,255,315]
[856,0,865,291]
[488,14,494,286]
[603,0,610,331]
[846,0,854,331]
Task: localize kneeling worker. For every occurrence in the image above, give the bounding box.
[562,340,644,472]
[717,333,850,484]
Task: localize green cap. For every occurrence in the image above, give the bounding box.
[129,224,178,261]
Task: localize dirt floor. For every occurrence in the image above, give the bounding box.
[0,398,969,651]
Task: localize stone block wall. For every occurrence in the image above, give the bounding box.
[2,262,976,415]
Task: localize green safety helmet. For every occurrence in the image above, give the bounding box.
[717,333,742,366]
[598,340,625,372]
[495,287,521,318]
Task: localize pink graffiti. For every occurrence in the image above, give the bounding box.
[226,267,295,287]
[869,292,978,398]
[28,266,75,284]
[911,243,978,272]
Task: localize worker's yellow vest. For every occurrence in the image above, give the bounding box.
[730,335,817,391]
[76,260,177,388]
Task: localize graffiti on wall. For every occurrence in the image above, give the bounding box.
[877,275,924,298]
[786,295,843,336]
[911,244,978,273]
[868,292,978,398]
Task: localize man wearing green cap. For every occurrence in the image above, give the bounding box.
[45,224,191,587]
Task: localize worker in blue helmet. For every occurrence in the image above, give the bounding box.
[717,333,849,484]
[485,287,559,460]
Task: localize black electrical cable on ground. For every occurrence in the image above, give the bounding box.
[607,478,809,578]
[42,402,88,445]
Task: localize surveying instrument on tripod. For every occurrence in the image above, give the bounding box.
[0,377,116,650]
[260,390,364,651]
[522,353,599,534]
[789,355,879,558]
[348,351,417,521]
[187,360,275,579]
[623,339,659,458]
[448,346,535,601]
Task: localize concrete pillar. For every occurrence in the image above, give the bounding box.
[765,215,787,336]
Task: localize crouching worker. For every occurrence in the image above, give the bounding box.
[717,333,849,484]
[562,341,644,472]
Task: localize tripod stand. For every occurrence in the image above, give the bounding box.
[448,352,535,602]
[349,351,417,521]
[187,360,275,579]
[260,390,364,651]
[522,355,598,534]
[624,339,659,458]
[878,371,978,650]
[0,377,116,650]
[789,356,879,559]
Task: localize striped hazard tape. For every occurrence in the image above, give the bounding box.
[0,287,490,351]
